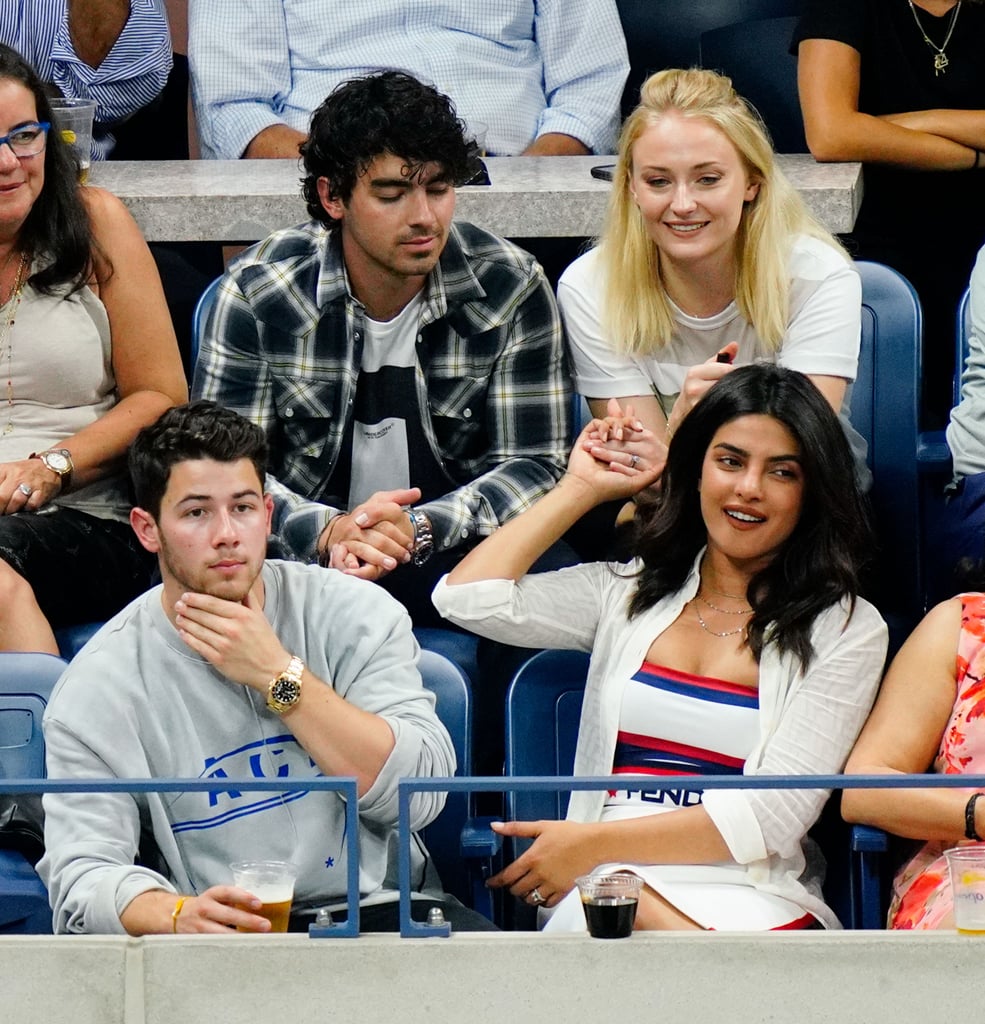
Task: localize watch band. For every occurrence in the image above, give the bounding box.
[966,792,983,841]
[406,507,434,566]
[266,655,305,714]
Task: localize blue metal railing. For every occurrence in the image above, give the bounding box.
[0,776,361,938]
[399,772,985,936]
[6,771,985,937]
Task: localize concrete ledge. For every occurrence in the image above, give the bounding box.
[2,930,973,1023]
[0,935,128,1024]
[89,155,863,241]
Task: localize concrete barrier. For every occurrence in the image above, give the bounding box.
[2,931,975,1024]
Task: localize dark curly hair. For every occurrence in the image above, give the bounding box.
[0,44,99,293]
[300,71,481,228]
[129,400,268,519]
[629,364,874,673]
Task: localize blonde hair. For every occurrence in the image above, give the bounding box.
[599,68,846,355]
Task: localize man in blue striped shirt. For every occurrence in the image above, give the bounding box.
[1,0,171,159]
[188,0,628,160]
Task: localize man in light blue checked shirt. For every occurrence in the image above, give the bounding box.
[1,0,172,159]
[193,72,573,628]
[189,0,628,160]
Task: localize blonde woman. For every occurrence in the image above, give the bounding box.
[559,68,865,476]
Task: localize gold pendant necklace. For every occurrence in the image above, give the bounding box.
[1,251,30,436]
[908,0,962,76]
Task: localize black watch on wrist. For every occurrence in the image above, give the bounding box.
[406,507,434,566]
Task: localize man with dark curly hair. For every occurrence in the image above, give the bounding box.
[193,72,572,625]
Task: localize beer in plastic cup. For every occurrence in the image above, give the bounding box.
[229,860,297,932]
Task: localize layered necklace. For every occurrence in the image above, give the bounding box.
[693,586,753,639]
[908,0,962,76]
[1,250,30,436]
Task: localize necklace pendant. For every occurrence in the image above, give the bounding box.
[934,51,949,75]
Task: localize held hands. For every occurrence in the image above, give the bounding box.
[318,487,419,581]
[581,398,667,480]
[487,820,600,909]
[0,458,63,515]
[174,588,290,693]
[567,400,664,503]
[172,886,272,934]
[666,342,739,437]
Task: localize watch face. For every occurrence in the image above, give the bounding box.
[271,676,302,706]
[44,452,70,474]
[412,540,434,566]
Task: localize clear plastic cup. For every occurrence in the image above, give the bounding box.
[229,859,297,932]
[575,872,643,938]
[48,97,96,183]
[945,846,985,934]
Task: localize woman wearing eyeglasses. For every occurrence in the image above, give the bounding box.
[0,45,186,652]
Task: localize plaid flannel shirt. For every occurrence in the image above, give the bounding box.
[193,220,571,561]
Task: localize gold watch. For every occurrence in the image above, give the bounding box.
[266,655,304,714]
[30,448,74,491]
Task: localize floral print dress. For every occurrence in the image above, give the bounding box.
[890,593,985,929]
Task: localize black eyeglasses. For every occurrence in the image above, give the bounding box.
[0,121,50,158]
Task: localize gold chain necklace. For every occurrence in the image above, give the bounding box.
[908,0,962,75]
[694,602,750,639]
[1,251,30,436]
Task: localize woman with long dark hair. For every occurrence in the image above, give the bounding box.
[433,364,887,930]
[0,44,186,651]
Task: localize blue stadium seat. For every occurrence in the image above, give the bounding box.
[0,652,68,934]
[851,261,926,646]
[418,650,496,922]
[503,649,588,928]
[54,621,104,661]
[190,274,223,373]
[955,286,972,410]
[413,629,479,689]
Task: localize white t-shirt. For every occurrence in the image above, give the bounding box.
[558,235,861,407]
[347,292,424,508]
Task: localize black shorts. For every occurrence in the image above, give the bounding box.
[0,505,154,628]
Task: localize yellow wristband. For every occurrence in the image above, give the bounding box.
[171,895,187,933]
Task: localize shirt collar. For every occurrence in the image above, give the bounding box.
[313,222,488,321]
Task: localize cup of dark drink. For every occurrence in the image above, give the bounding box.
[230,859,297,932]
[576,873,643,938]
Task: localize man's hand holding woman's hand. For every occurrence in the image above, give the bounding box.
[576,398,667,491]
[317,487,420,580]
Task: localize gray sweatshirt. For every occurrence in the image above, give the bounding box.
[39,561,454,934]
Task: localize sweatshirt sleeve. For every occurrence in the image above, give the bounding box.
[38,715,174,935]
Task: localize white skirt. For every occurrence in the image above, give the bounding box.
[542,859,817,933]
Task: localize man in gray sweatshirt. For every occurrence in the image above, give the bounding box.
[38,400,492,933]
